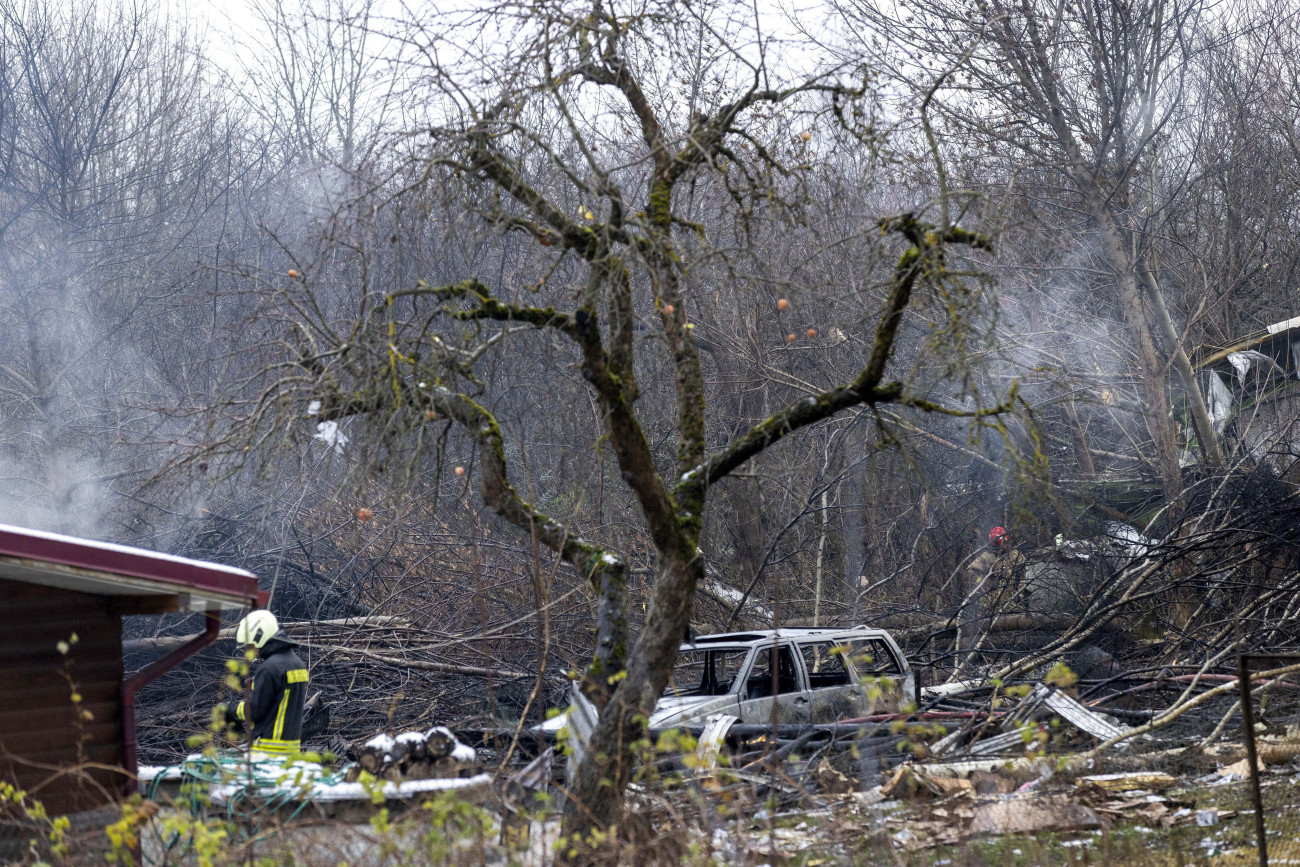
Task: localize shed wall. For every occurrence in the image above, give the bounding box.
[0,582,123,814]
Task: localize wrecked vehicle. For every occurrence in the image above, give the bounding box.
[654,627,917,727]
[540,626,916,734]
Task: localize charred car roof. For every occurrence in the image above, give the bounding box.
[682,626,901,648]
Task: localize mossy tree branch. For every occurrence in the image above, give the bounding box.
[693,214,997,491]
[308,367,631,696]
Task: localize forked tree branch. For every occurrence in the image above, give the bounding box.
[691,214,998,491]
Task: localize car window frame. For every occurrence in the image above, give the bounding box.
[795,639,856,691]
[841,637,904,679]
[665,645,754,698]
[740,640,807,699]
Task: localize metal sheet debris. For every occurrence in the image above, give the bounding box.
[966,729,1035,757]
[695,714,739,771]
[920,678,985,700]
[1032,684,1129,740]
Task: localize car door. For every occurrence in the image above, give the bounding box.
[736,642,810,725]
[845,638,908,713]
[797,640,863,723]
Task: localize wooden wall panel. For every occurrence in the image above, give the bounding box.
[0,582,123,815]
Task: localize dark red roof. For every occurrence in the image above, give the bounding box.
[0,523,266,609]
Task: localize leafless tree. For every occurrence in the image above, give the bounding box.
[191,0,1023,854]
[0,0,236,535]
[836,0,1242,508]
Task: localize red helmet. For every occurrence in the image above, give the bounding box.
[989,526,1010,548]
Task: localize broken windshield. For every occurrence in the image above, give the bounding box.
[663,649,748,697]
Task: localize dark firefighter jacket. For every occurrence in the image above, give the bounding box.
[234,638,309,755]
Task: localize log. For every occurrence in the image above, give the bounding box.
[392,732,427,764]
[426,726,457,759]
[122,615,412,652]
[431,757,459,780]
[357,747,385,774]
[404,761,432,781]
[348,727,480,783]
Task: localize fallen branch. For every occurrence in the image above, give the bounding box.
[895,612,1061,644]
[304,641,532,680]
[1085,661,1300,756]
[123,615,412,652]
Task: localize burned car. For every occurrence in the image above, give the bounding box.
[650,627,915,728]
[538,626,915,736]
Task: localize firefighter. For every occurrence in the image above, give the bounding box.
[956,527,1027,665]
[970,526,1026,603]
[988,525,1010,551]
[221,610,310,756]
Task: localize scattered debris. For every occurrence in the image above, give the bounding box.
[813,758,854,794]
[968,794,1102,836]
[1029,683,1129,740]
[879,765,974,799]
[1219,757,1251,778]
[969,769,1014,794]
[1076,772,1178,792]
[927,681,1128,764]
[966,728,1042,757]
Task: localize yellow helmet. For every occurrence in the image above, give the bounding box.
[235,610,279,648]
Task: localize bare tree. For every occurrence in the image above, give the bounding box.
[0,0,234,534]
[235,0,399,170]
[836,0,1234,508]
[194,0,1018,854]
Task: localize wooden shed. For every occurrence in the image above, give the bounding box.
[0,524,265,815]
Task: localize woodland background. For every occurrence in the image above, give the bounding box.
[1,0,1298,761]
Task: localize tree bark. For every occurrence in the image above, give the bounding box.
[562,553,702,845]
[1092,210,1184,507]
[1140,263,1224,466]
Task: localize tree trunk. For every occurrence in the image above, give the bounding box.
[841,446,866,622]
[1139,263,1224,466]
[587,561,629,706]
[562,552,702,860]
[1093,211,1184,508]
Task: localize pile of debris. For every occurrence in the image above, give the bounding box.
[925,682,1130,760]
[651,679,1137,801]
[344,726,481,783]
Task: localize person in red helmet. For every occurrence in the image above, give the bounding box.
[954,526,1026,668]
[982,526,1024,598]
[965,526,1017,585]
